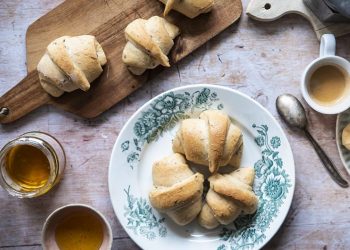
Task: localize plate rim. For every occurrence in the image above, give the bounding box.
[108,84,296,250]
[335,112,350,176]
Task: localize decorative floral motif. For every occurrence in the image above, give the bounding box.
[261,173,288,201]
[121,141,130,152]
[270,136,281,149]
[255,136,265,147]
[142,111,158,128]
[134,121,147,138]
[275,158,283,168]
[120,89,292,247]
[123,139,142,169]
[124,186,167,240]
[217,124,292,250]
[217,244,228,250]
[127,152,139,166]
[121,88,224,170]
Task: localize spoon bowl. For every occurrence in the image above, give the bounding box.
[276,94,307,130]
[276,94,348,188]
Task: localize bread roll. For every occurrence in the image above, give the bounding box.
[122,16,180,75]
[173,110,243,173]
[37,35,107,97]
[159,0,214,18]
[199,167,258,229]
[149,153,204,225]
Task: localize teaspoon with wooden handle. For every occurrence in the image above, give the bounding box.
[276,94,348,188]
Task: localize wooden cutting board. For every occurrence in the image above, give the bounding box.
[246,0,350,40]
[0,0,242,124]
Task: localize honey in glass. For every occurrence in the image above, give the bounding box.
[5,144,51,191]
[0,132,65,198]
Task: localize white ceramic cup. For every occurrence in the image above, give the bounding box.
[301,34,350,114]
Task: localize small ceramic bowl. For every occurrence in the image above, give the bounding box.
[42,204,113,250]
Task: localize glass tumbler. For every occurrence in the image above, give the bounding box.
[0,132,66,198]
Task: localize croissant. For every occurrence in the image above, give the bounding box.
[159,0,215,18]
[37,35,107,97]
[173,110,243,173]
[122,16,180,75]
[198,167,258,229]
[149,153,204,225]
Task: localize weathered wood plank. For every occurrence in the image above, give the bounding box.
[0,0,242,123]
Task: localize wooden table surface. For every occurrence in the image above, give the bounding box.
[1,1,350,249]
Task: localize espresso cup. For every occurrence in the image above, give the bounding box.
[301,34,350,114]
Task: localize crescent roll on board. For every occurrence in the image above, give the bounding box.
[159,0,215,18]
[173,110,243,173]
[122,16,180,75]
[37,35,107,97]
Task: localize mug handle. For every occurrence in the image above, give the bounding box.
[320,34,336,57]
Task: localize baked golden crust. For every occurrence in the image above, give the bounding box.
[149,153,204,225]
[125,18,169,67]
[209,175,257,209]
[159,0,215,18]
[122,16,180,75]
[176,119,208,165]
[206,188,241,225]
[37,35,106,97]
[149,172,204,211]
[229,140,243,168]
[200,110,230,172]
[47,36,90,91]
[198,203,220,229]
[198,167,258,229]
[172,110,243,173]
[64,36,104,83]
[167,197,202,225]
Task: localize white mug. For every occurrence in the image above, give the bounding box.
[301,34,350,114]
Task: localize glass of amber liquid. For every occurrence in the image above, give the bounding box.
[0,132,65,198]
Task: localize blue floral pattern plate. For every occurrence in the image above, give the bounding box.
[109,85,295,250]
[336,110,350,176]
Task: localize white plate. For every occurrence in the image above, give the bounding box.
[336,110,350,176]
[109,85,295,250]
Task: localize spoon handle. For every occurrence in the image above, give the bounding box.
[304,130,349,188]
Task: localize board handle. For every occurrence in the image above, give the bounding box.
[0,70,50,124]
[246,0,350,40]
[246,0,322,25]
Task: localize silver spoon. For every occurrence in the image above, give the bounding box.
[276,94,349,188]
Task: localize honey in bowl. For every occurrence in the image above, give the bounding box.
[5,144,50,191]
[308,65,349,106]
[42,205,112,250]
[55,210,104,250]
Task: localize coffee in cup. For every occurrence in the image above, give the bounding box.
[301,34,350,114]
[308,64,349,106]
